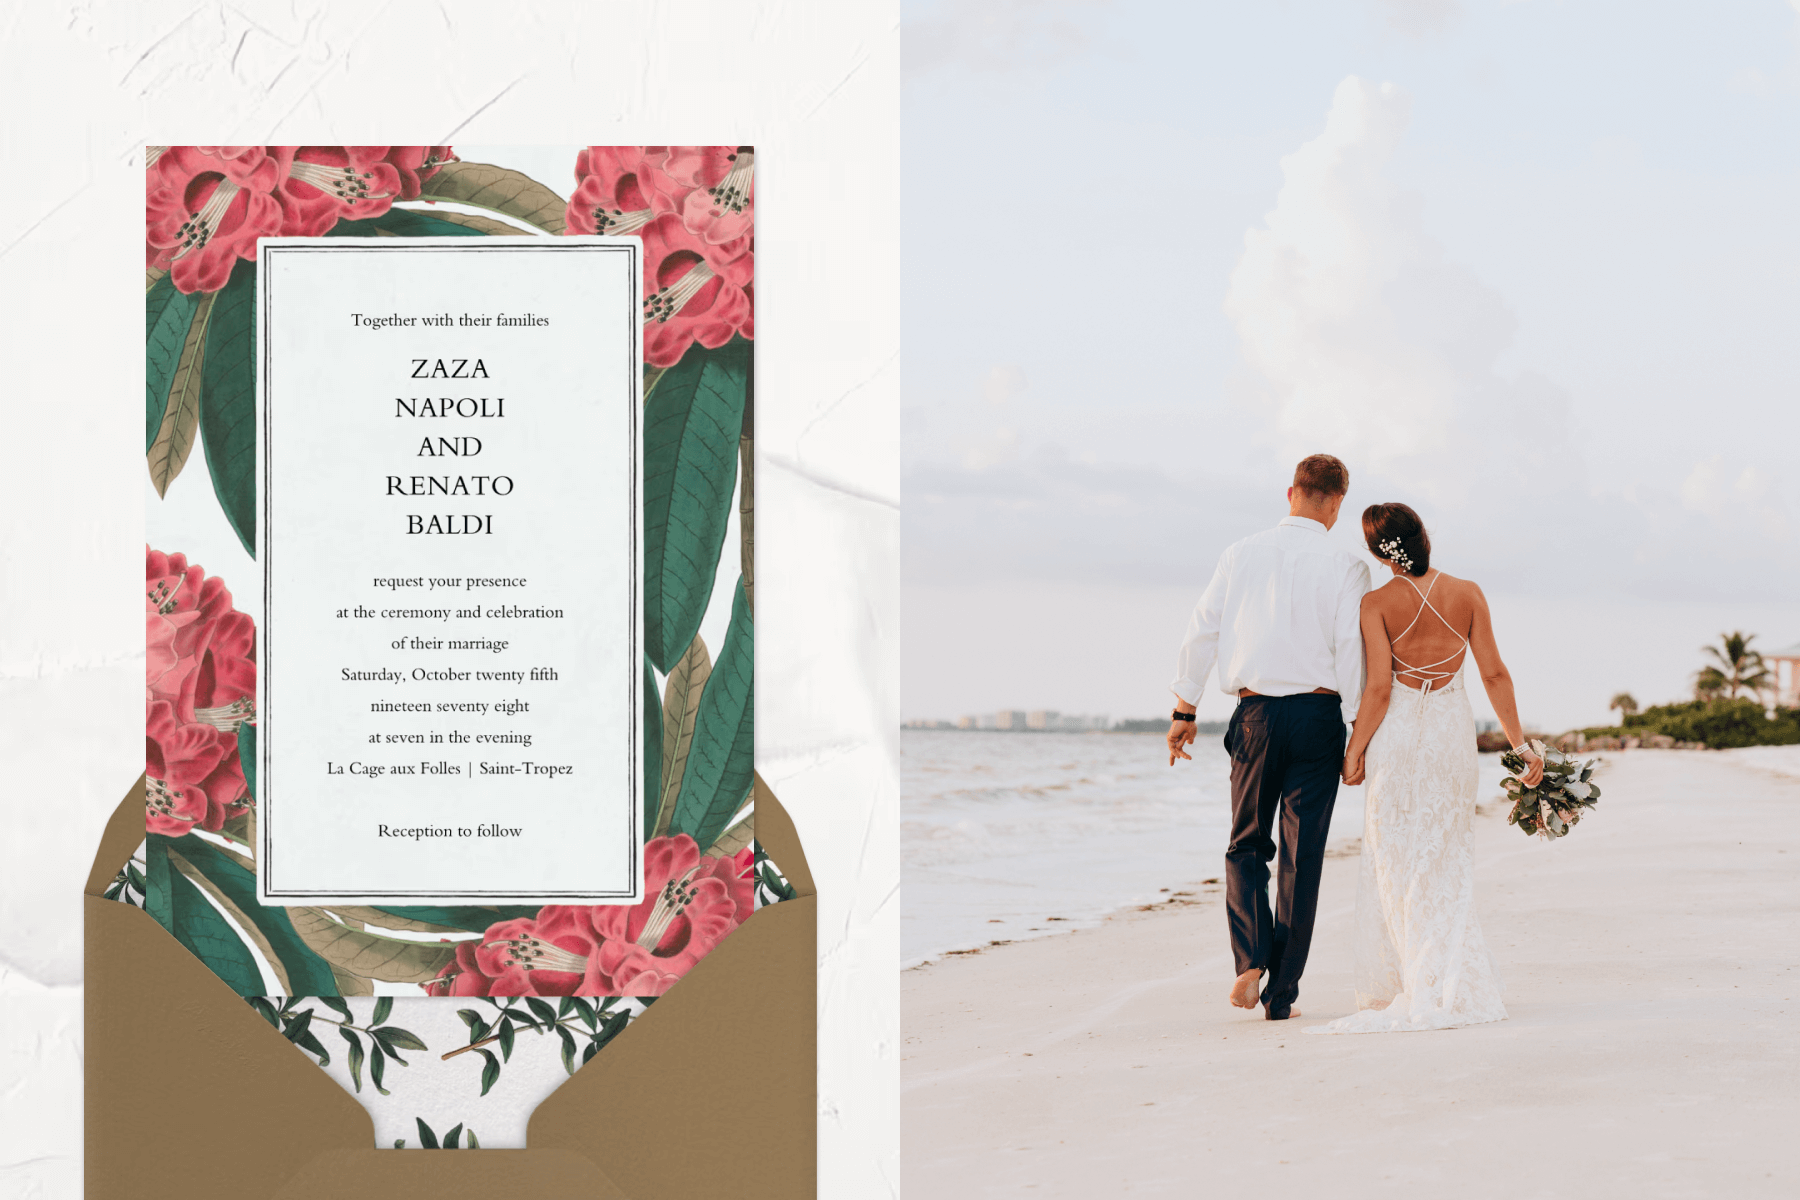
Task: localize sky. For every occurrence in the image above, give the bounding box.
[901,0,1800,731]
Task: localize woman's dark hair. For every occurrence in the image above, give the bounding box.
[1362,503,1431,577]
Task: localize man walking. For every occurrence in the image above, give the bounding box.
[1167,454,1370,1020]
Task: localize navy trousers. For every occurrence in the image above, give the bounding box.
[1223,692,1345,1020]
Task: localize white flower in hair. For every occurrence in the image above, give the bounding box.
[1377,537,1414,571]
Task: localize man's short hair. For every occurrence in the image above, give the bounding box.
[1292,454,1349,499]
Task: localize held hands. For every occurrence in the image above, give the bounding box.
[1341,750,1365,787]
[1168,720,1197,765]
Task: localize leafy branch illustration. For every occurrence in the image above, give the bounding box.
[395,1118,480,1150]
[245,995,427,1094]
[440,995,650,1095]
[102,857,147,908]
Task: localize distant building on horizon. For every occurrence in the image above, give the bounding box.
[1768,641,1800,708]
[995,710,1026,731]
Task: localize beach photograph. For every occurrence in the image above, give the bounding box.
[901,1,1800,1195]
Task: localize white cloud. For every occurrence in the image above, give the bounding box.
[1680,456,1793,542]
[982,363,1028,405]
[1371,0,1460,37]
[1224,76,1554,505]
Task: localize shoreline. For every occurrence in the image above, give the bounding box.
[902,749,1800,1198]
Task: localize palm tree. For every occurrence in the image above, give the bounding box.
[1609,692,1638,721]
[1694,668,1726,701]
[1701,631,1769,700]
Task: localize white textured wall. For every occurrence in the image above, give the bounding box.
[0,3,900,1195]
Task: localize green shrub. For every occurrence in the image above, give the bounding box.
[1622,699,1800,749]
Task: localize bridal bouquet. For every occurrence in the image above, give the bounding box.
[1499,740,1601,839]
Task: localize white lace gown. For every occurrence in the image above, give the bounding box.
[1307,667,1508,1035]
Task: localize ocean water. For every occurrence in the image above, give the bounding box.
[901,729,1509,966]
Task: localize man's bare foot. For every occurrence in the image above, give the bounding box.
[1229,968,1262,1008]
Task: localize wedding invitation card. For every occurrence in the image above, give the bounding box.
[256,237,643,904]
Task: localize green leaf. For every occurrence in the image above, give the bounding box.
[670,577,754,850]
[556,997,574,1019]
[457,1009,482,1029]
[161,834,339,995]
[557,1024,578,1075]
[467,1016,492,1044]
[525,997,558,1028]
[466,1129,480,1150]
[738,432,754,613]
[318,995,353,1022]
[708,811,755,858]
[378,1026,428,1053]
[372,996,393,1026]
[148,289,214,497]
[416,1118,439,1150]
[644,656,665,838]
[497,1014,515,1061]
[369,1043,390,1095]
[340,1027,366,1092]
[571,997,597,1031]
[199,257,257,555]
[643,338,751,671]
[477,1048,501,1096]
[594,1008,633,1053]
[582,1039,600,1066]
[282,1010,330,1064]
[286,907,458,983]
[146,274,199,453]
[125,861,148,893]
[145,835,264,995]
[238,722,256,803]
[364,904,543,933]
[325,207,492,239]
[415,161,568,233]
[144,833,174,930]
[444,1123,463,1150]
[248,996,280,1028]
[655,636,711,837]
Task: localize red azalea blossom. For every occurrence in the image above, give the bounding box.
[145,548,256,833]
[383,146,456,200]
[563,146,684,237]
[271,146,402,237]
[145,700,221,836]
[639,214,753,368]
[663,145,754,245]
[588,835,749,996]
[470,907,609,997]
[423,940,492,998]
[146,146,283,293]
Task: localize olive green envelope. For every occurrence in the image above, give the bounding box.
[85,774,815,1198]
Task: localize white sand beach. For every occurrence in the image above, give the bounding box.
[902,749,1800,1198]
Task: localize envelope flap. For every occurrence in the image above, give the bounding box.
[752,774,813,898]
[86,773,149,897]
[269,1149,631,1198]
[531,893,817,1199]
[85,893,373,1197]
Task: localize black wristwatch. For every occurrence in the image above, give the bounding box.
[1171,711,1196,723]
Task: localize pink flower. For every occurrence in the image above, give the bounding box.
[563,146,684,237]
[639,215,753,368]
[424,940,492,998]
[146,146,283,293]
[271,146,402,237]
[145,548,255,727]
[383,146,456,200]
[145,701,221,836]
[588,836,749,996]
[145,549,256,833]
[663,145,754,245]
[469,907,608,997]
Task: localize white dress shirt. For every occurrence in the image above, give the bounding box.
[1170,516,1372,723]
